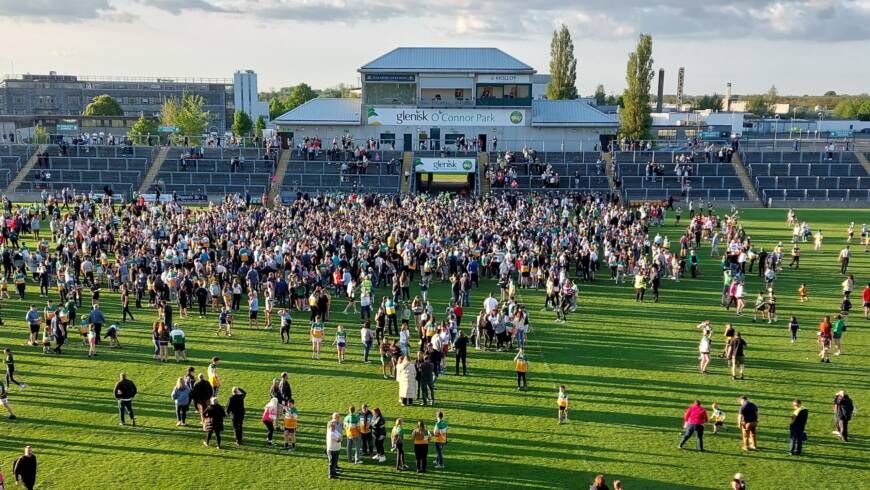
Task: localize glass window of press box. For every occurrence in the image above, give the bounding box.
[476,84,532,106]
[364,83,416,105]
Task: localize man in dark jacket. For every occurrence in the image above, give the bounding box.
[789,399,809,455]
[454,331,468,376]
[191,374,214,422]
[226,386,247,445]
[203,397,226,449]
[834,390,854,442]
[13,445,37,490]
[113,372,137,426]
[418,356,435,406]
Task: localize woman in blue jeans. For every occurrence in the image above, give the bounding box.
[171,377,191,426]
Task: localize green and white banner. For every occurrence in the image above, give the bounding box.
[413,157,476,174]
[367,107,525,126]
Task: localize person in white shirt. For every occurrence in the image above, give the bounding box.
[326,414,343,479]
[483,293,499,315]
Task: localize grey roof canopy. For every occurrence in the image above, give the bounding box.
[273,98,360,126]
[360,47,535,74]
[531,100,619,127]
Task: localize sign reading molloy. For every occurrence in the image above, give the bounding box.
[477,74,531,84]
[367,107,525,127]
[414,157,476,174]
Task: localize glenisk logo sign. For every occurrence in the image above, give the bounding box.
[367,107,525,127]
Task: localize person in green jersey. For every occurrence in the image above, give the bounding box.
[391,418,407,471]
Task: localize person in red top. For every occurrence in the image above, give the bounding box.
[862,283,870,320]
[678,400,709,451]
[818,315,832,363]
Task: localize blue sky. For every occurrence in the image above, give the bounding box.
[1,0,869,96]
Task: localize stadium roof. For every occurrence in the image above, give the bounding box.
[273,98,360,126]
[531,100,619,127]
[360,47,535,74]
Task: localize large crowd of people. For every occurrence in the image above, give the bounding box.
[0,188,864,487]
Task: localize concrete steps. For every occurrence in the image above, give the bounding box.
[400,152,413,193]
[731,152,761,203]
[269,149,290,206]
[855,152,870,176]
[478,152,490,195]
[4,144,46,194]
[137,146,169,194]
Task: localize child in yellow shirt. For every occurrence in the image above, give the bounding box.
[557,385,569,424]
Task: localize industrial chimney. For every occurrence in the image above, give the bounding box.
[656,69,665,112]
[725,82,732,111]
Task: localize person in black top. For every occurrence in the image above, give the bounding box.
[372,407,387,462]
[833,390,854,442]
[191,374,214,423]
[226,386,247,445]
[789,399,809,455]
[277,372,292,405]
[729,332,747,380]
[13,446,37,490]
[737,395,759,451]
[113,372,137,426]
[454,331,468,376]
[202,396,226,449]
[4,348,26,389]
[195,282,208,318]
[120,284,134,321]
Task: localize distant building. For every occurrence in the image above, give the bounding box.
[0,70,265,133]
[273,47,618,152]
[233,70,269,123]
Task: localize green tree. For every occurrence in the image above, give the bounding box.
[268,98,286,120]
[82,94,124,116]
[593,84,606,105]
[766,85,779,108]
[161,94,210,142]
[824,90,837,97]
[284,83,317,111]
[695,94,723,111]
[621,33,654,141]
[232,111,253,137]
[856,99,870,121]
[319,83,359,99]
[833,97,862,119]
[255,115,266,139]
[747,95,770,116]
[128,115,159,145]
[546,24,578,100]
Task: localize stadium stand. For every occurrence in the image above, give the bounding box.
[486,151,611,193]
[744,150,870,202]
[614,150,748,202]
[280,148,402,195]
[14,144,154,194]
[154,147,277,198]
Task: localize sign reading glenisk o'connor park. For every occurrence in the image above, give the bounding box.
[367,107,525,126]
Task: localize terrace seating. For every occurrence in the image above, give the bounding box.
[616,157,747,203]
[281,158,401,195]
[745,151,869,202]
[154,147,276,197]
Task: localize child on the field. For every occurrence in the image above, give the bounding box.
[332,325,347,364]
[557,385,569,424]
[798,283,808,303]
[104,323,120,348]
[41,323,52,353]
[711,402,726,433]
[87,325,97,358]
[282,399,298,451]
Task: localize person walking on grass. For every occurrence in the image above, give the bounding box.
[191,374,213,423]
[787,316,799,344]
[0,381,17,419]
[333,325,347,364]
[818,316,832,363]
[226,386,247,446]
[729,332,747,380]
[202,396,226,449]
[114,372,137,427]
[698,327,712,374]
[557,385,569,424]
[710,402,726,433]
[678,400,708,451]
[411,420,431,473]
[863,283,870,320]
[737,395,759,451]
[169,324,187,362]
[344,405,362,464]
[833,390,854,442]
[832,313,846,356]
[514,348,529,390]
[372,407,387,463]
[392,418,408,471]
[326,414,343,479]
[207,357,221,396]
[4,349,26,391]
[282,399,298,451]
[433,411,448,469]
[359,404,374,457]
[12,446,37,490]
[262,397,279,446]
[310,315,324,360]
[788,399,808,456]
[589,475,610,490]
[171,377,191,426]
